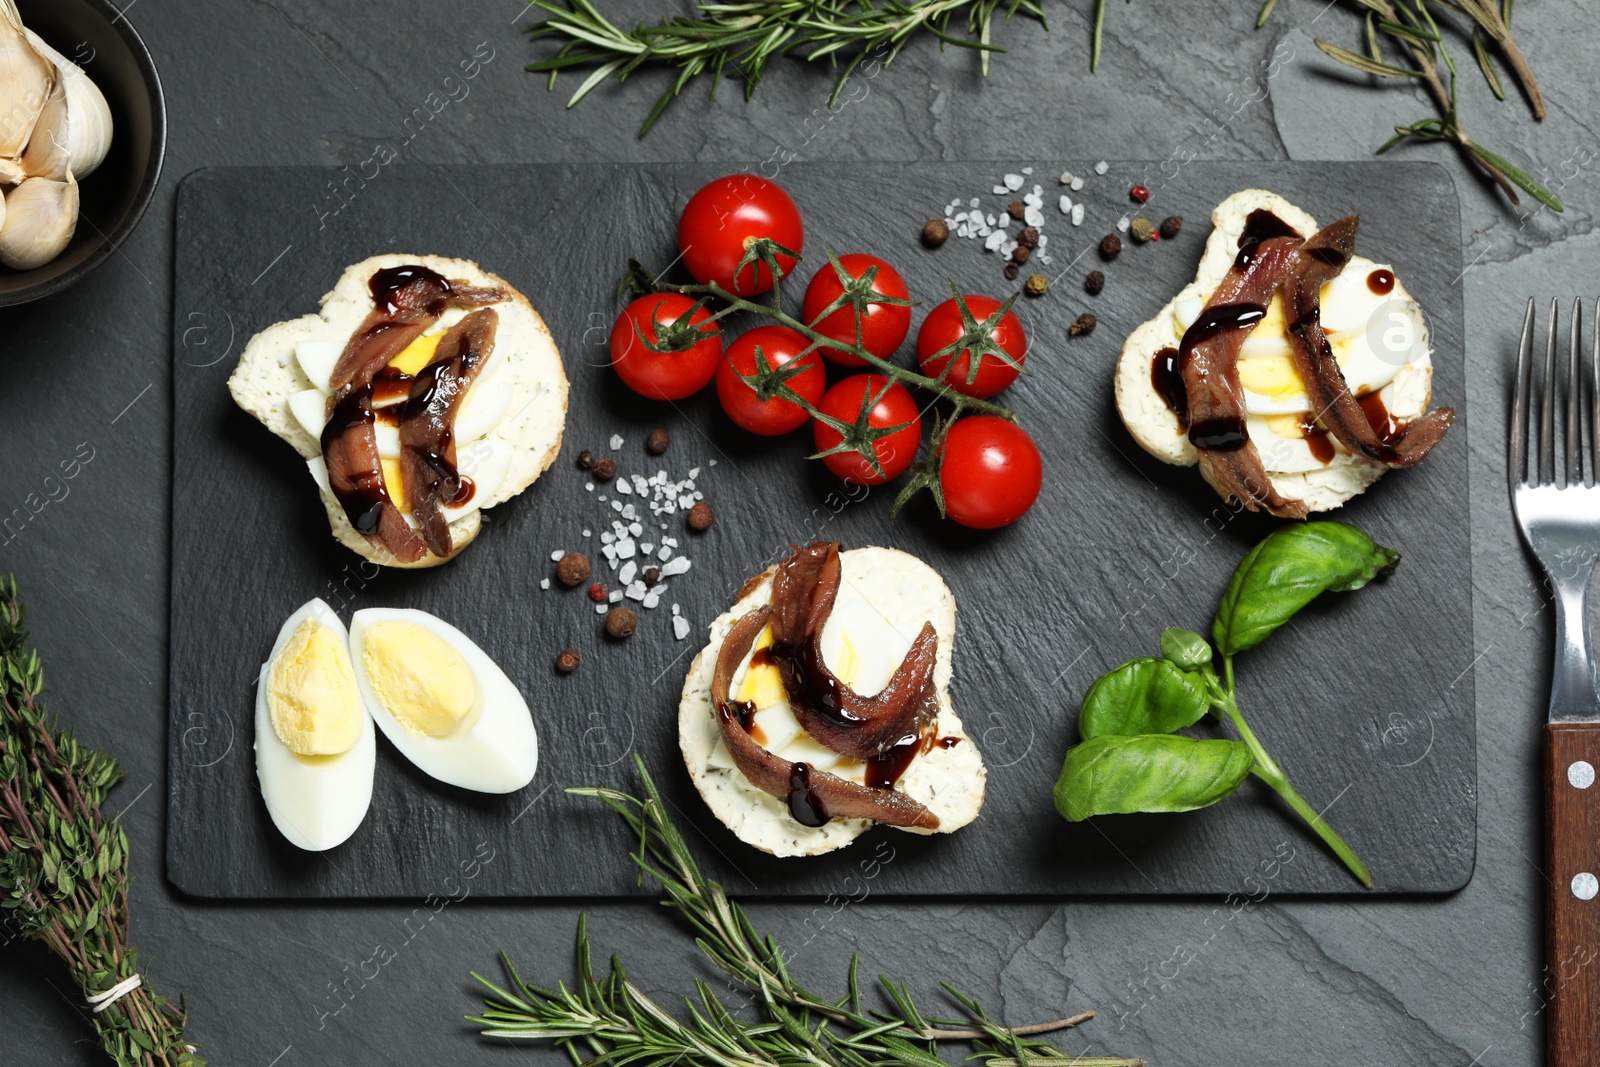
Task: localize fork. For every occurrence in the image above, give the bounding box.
[1510,297,1600,1066]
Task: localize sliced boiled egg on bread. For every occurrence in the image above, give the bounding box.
[227,254,569,569]
[1116,189,1437,514]
[680,546,986,858]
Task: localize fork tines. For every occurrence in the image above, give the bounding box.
[1512,298,1600,489]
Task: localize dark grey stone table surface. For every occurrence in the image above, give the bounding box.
[2,1,1594,1063]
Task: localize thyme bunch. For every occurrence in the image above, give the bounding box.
[471,757,1140,1067]
[621,249,1025,516]
[525,0,1048,134]
[0,578,200,1066]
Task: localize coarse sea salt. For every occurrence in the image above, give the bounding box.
[550,549,565,561]
[1094,160,1109,174]
[1059,194,1072,214]
[1071,176,1084,191]
[673,615,691,640]
[1003,173,1023,191]
[539,578,550,590]
[609,433,624,449]
[1023,205,1044,228]
[1072,203,1085,225]
[619,560,637,585]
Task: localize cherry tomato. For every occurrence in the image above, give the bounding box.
[811,374,922,485]
[609,293,722,401]
[937,416,1042,529]
[800,253,912,367]
[716,325,826,436]
[677,175,804,297]
[915,294,1028,399]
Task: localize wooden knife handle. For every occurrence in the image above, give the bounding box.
[1547,721,1600,1065]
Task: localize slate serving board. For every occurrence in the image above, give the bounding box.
[168,162,1474,899]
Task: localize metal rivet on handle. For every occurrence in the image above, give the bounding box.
[1574,873,1600,901]
[1569,761,1596,789]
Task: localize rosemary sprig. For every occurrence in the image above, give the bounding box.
[1312,0,1557,209]
[622,251,1024,516]
[526,0,1048,135]
[470,757,1141,1067]
[0,578,200,1066]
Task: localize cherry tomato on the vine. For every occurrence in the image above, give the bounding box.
[678,175,804,297]
[915,294,1027,399]
[811,374,922,486]
[609,293,722,401]
[800,253,912,367]
[937,416,1042,529]
[716,325,826,436]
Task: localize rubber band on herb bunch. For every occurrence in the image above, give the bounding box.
[618,251,1029,516]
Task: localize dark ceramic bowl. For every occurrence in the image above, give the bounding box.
[0,0,165,307]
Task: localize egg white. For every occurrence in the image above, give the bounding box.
[681,547,986,858]
[348,608,538,794]
[254,598,376,852]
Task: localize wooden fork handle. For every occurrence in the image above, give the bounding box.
[1547,721,1600,1065]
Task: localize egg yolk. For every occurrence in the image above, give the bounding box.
[267,618,363,756]
[362,621,478,738]
[369,333,448,510]
[737,626,858,709]
[387,331,443,376]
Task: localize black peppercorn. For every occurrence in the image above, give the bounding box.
[592,457,617,481]
[1017,227,1039,248]
[1011,245,1032,265]
[646,429,671,455]
[554,649,580,673]
[921,219,949,247]
[1069,313,1098,337]
[643,566,661,587]
[1003,263,1020,281]
[1099,234,1122,260]
[1160,215,1184,239]
[1006,201,1027,221]
[576,449,595,470]
[1084,270,1105,296]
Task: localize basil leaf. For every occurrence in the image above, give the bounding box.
[1212,521,1400,657]
[1079,658,1209,740]
[1160,627,1213,671]
[1054,735,1255,820]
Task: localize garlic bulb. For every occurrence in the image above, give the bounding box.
[0,0,114,272]
[0,175,77,270]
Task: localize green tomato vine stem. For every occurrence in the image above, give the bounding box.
[1207,658,1373,888]
[624,251,1026,509]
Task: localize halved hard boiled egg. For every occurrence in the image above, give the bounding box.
[254,598,376,851]
[348,608,538,793]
